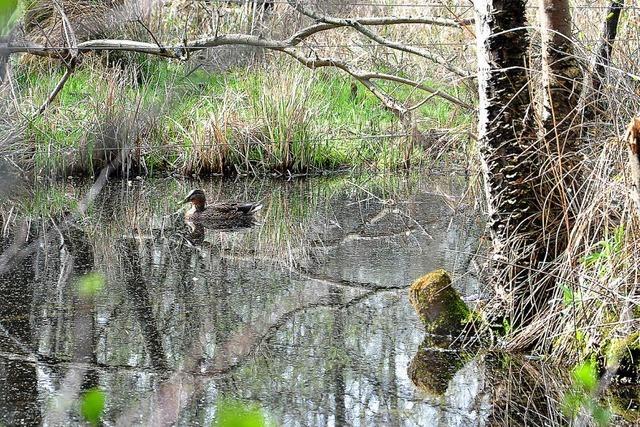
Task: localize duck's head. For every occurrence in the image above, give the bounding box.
[182,189,207,210]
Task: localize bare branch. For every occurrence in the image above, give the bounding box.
[52,0,77,61]
[7,5,474,120]
[286,1,472,78]
[137,18,165,53]
[349,20,471,78]
[286,15,473,45]
[35,59,75,116]
[8,33,472,111]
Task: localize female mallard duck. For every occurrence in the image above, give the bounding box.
[182,189,262,221]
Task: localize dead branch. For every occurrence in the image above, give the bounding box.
[590,0,624,111]
[6,13,473,115]
[53,0,77,61]
[287,0,471,78]
[286,15,473,45]
[35,60,75,116]
[34,1,77,116]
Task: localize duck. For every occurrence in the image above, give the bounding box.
[182,189,263,222]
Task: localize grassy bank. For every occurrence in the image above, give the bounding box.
[10,57,472,177]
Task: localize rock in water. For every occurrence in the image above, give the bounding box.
[409,269,470,335]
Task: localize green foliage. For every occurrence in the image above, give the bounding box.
[581,225,625,276]
[80,388,105,426]
[562,360,612,427]
[14,56,470,176]
[0,0,18,36]
[560,283,583,307]
[214,398,269,427]
[18,185,78,216]
[77,272,105,298]
[502,318,512,335]
[574,330,587,352]
[572,360,598,392]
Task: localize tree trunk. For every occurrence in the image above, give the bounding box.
[625,117,640,213]
[538,0,582,259]
[475,0,541,310]
[475,0,584,345]
[592,1,624,109]
[540,0,582,139]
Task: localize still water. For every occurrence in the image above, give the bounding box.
[0,173,633,426]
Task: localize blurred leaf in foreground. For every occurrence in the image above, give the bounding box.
[214,398,269,427]
[80,388,105,426]
[571,360,598,393]
[77,272,105,298]
[0,0,18,36]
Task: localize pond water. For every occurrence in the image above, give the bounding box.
[0,173,636,426]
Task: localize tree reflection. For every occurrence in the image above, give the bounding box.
[0,222,41,426]
[0,175,500,425]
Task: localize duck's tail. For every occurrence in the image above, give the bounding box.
[238,202,263,214]
[249,203,263,214]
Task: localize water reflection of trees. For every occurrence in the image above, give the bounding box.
[0,175,545,425]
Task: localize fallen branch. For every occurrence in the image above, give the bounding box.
[34,1,78,116]
[35,59,75,115]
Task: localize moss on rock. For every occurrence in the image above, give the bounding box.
[606,386,640,423]
[408,269,470,335]
[605,332,640,383]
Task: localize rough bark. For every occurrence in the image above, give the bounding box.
[475,0,540,302]
[475,0,584,346]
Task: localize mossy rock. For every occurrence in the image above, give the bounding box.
[606,332,640,383]
[606,386,640,423]
[408,269,470,335]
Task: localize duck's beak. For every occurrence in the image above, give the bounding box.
[181,196,191,204]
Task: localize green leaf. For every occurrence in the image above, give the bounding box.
[581,251,603,267]
[561,390,584,418]
[606,12,615,21]
[572,360,598,393]
[591,405,612,427]
[613,225,625,252]
[502,318,512,335]
[77,273,105,298]
[214,398,267,427]
[561,284,574,306]
[0,0,18,36]
[80,388,105,426]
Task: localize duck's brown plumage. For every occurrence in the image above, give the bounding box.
[182,189,262,221]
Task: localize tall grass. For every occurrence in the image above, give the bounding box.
[12,57,471,177]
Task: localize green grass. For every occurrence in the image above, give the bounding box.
[15,185,79,217]
[14,58,472,177]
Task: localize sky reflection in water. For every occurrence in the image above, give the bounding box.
[0,174,617,426]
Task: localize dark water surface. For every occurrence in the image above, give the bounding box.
[0,174,635,426]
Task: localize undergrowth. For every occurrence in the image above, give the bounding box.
[12,58,471,177]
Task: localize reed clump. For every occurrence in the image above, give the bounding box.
[12,55,470,178]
